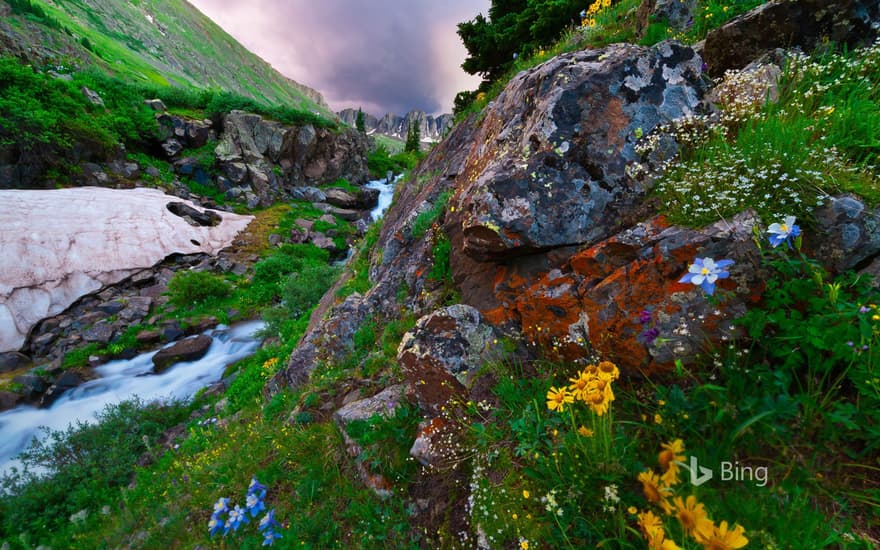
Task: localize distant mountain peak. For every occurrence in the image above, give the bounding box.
[338,108,454,143]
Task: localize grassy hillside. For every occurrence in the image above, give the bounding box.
[0,0,331,116]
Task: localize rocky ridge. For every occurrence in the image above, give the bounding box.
[338,108,454,144]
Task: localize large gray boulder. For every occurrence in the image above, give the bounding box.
[152,334,213,373]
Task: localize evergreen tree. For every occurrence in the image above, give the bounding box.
[405,120,421,153]
[355,108,366,133]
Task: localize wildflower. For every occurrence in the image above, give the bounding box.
[767,215,801,248]
[658,439,685,472]
[259,509,281,532]
[638,470,671,505]
[638,510,681,549]
[597,360,620,381]
[208,515,225,537]
[679,257,733,296]
[248,477,268,496]
[639,310,653,324]
[213,497,230,515]
[578,425,594,437]
[654,413,663,424]
[587,387,611,416]
[262,529,282,546]
[226,505,249,533]
[568,370,593,400]
[672,495,714,541]
[628,506,638,515]
[520,539,530,550]
[246,491,266,517]
[523,489,530,499]
[546,386,574,412]
[700,521,748,549]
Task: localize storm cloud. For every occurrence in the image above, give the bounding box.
[188,0,489,116]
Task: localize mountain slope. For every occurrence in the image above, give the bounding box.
[338,108,453,143]
[0,0,329,114]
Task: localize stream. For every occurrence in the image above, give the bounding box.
[0,322,264,477]
[0,175,400,478]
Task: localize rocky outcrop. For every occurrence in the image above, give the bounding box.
[0,187,252,353]
[157,114,215,157]
[338,108,454,144]
[702,0,880,77]
[637,0,697,35]
[214,111,370,207]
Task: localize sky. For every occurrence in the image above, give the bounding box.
[188,0,490,117]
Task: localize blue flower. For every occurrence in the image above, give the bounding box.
[678,257,733,296]
[212,497,230,515]
[262,529,282,546]
[208,515,225,537]
[225,505,249,534]
[248,477,268,496]
[767,215,801,248]
[246,491,266,517]
[259,509,281,532]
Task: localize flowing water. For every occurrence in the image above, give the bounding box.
[365,174,402,222]
[0,321,264,477]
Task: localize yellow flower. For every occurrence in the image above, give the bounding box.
[587,388,611,416]
[522,489,530,499]
[700,521,748,549]
[654,413,663,424]
[578,425,594,437]
[597,360,620,381]
[568,370,594,401]
[520,541,529,550]
[638,470,671,505]
[658,439,685,471]
[638,511,681,550]
[546,386,574,412]
[628,506,638,515]
[672,495,714,541]
[660,463,680,487]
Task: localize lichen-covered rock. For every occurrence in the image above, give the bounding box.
[703,0,880,77]
[812,195,880,274]
[637,0,698,34]
[397,305,498,415]
[453,41,706,261]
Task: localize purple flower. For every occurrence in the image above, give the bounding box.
[638,310,653,325]
[639,327,660,345]
[860,306,871,313]
[679,257,734,296]
[767,215,801,249]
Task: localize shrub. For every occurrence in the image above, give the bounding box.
[167,270,231,307]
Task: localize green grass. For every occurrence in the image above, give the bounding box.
[410,190,451,239]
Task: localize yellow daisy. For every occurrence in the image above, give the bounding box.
[637,470,671,505]
[546,386,574,412]
[701,521,748,549]
[568,370,593,401]
[597,360,620,381]
[672,495,714,541]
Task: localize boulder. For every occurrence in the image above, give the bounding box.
[144,99,167,111]
[0,390,22,412]
[151,334,213,373]
[13,373,47,402]
[324,187,380,210]
[637,0,698,35]
[83,321,115,344]
[166,201,222,227]
[80,86,104,107]
[157,114,213,151]
[397,305,498,415]
[703,0,880,77]
[0,351,31,374]
[39,371,84,408]
[451,41,706,261]
[290,187,327,203]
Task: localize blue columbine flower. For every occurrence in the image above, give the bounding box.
[248,477,268,496]
[262,529,282,546]
[226,505,249,534]
[213,497,230,515]
[259,509,281,532]
[678,257,733,296]
[767,215,801,248]
[246,491,266,517]
[208,515,225,537]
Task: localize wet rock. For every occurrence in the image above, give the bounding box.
[152,334,213,373]
[397,305,498,415]
[703,0,880,77]
[40,371,84,408]
[13,373,48,402]
[0,351,31,374]
[0,390,22,412]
